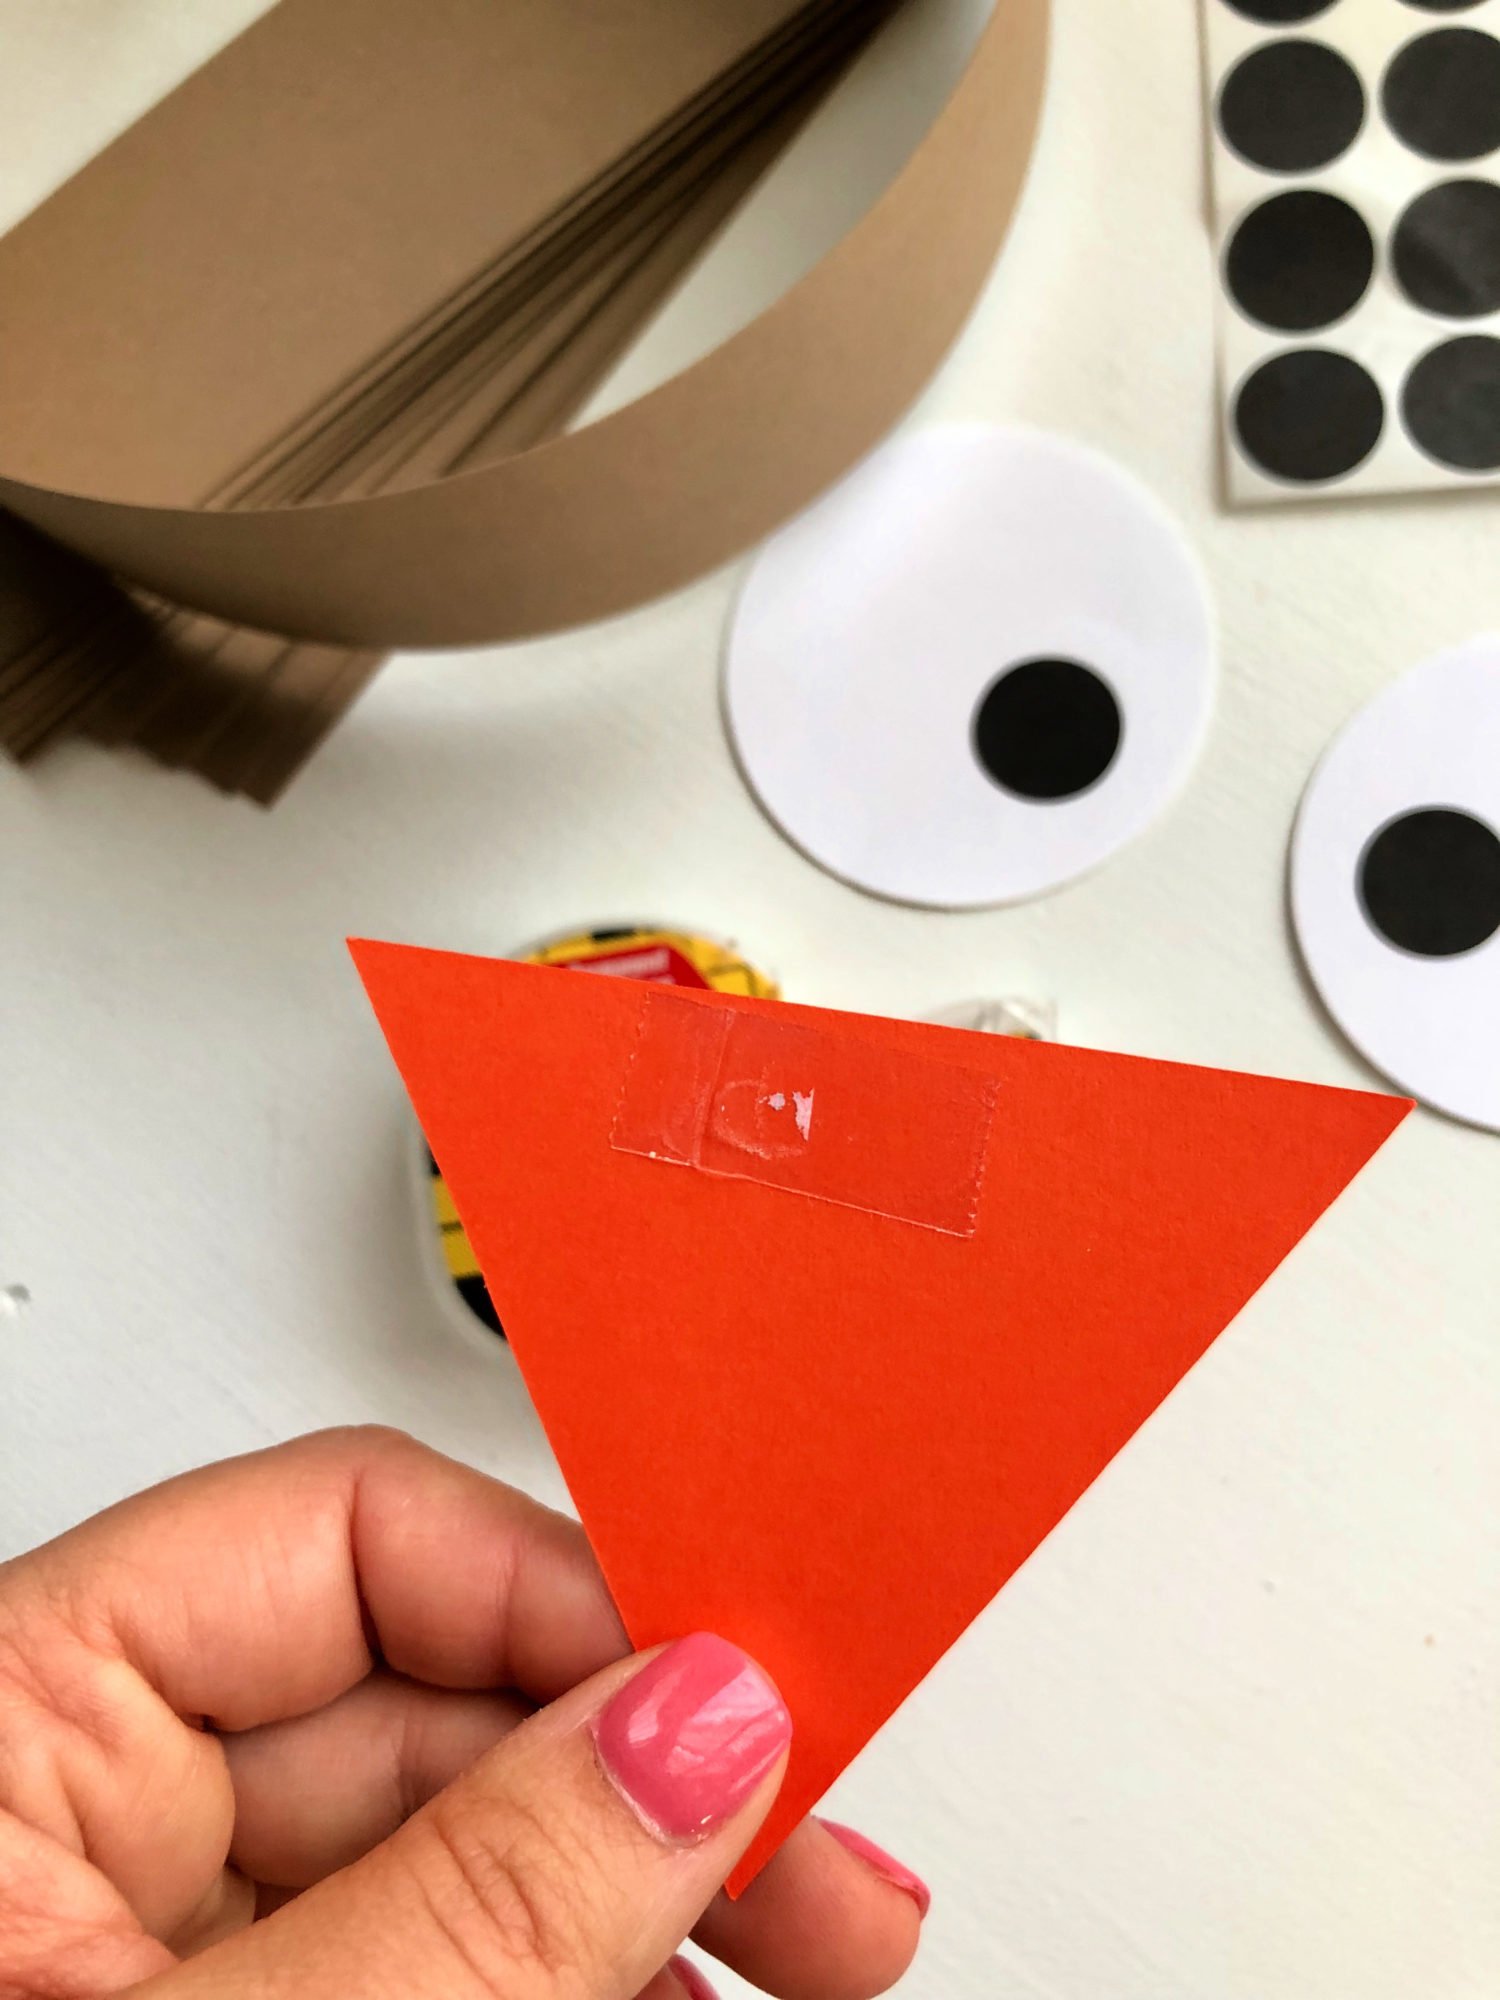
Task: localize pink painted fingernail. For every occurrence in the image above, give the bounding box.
[819,1819,932,1918]
[592,1634,791,1841]
[669,1956,721,2000]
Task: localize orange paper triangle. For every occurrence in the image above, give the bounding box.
[351,940,1409,1889]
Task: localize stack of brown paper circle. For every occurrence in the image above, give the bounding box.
[0,0,1047,803]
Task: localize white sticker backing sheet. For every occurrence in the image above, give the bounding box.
[1203,0,1500,503]
[1292,635,1500,1129]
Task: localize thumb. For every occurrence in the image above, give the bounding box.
[143,1635,790,2000]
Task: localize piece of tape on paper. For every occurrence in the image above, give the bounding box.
[613,990,997,1234]
[0,0,1049,646]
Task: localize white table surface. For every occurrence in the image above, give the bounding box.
[2,4,1497,1995]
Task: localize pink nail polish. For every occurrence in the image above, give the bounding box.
[819,1819,932,1918]
[592,1633,790,1841]
[669,1955,721,2000]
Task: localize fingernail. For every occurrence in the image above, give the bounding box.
[669,1955,721,2000]
[592,1633,791,1841]
[818,1818,932,1918]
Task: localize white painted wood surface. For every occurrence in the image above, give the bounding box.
[2,4,1496,1993]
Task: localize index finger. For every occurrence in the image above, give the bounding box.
[3,1426,628,1730]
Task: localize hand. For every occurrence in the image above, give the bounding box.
[0,1427,925,1999]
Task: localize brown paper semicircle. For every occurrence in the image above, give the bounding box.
[0,0,1048,649]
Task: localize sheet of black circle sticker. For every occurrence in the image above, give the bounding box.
[1203,0,1500,501]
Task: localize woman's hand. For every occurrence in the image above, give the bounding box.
[0,1427,925,1999]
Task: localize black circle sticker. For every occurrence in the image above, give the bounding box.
[1358,806,1500,956]
[1393,180,1500,317]
[1218,40,1365,174]
[1226,190,1374,331]
[972,658,1123,802]
[1382,28,1500,162]
[1222,0,1338,20]
[1398,1,1486,12]
[1234,348,1385,482]
[1403,334,1500,470]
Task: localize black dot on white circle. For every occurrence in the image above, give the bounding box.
[1218,40,1365,174]
[1399,0,1486,12]
[1394,180,1500,317]
[1383,29,1500,162]
[971,659,1122,802]
[1221,0,1337,21]
[1234,348,1384,483]
[1227,190,1374,331]
[1358,807,1500,957]
[1403,334,1500,470]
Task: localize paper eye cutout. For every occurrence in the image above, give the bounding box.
[1217,40,1366,176]
[971,658,1122,800]
[1393,180,1500,318]
[1382,27,1500,163]
[1291,636,1500,1128]
[1225,189,1375,333]
[723,425,1216,909]
[1233,347,1385,484]
[1223,0,1337,21]
[1403,334,1500,472]
[1359,809,1500,956]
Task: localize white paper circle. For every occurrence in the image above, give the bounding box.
[723,424,1216,908]
[1291,638,1500,1132]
